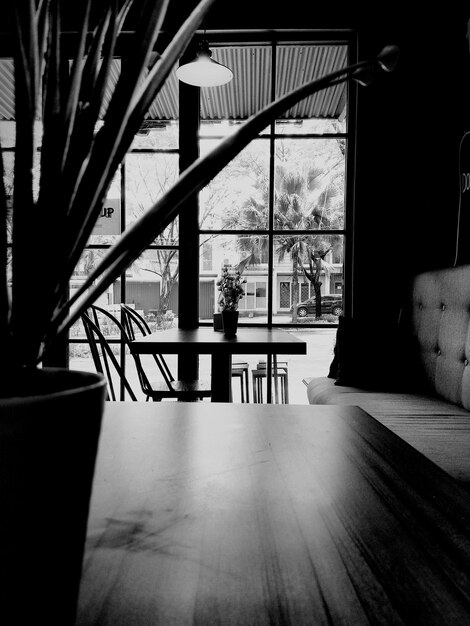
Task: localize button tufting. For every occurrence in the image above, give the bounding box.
[418,303,423,310]
[441,303,446,311]
[465,359,469,366]
[437,349,441,356]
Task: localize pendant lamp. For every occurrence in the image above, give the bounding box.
[176,39,233,87]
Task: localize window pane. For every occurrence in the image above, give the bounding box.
[2,151,14,244]
[72,248,109,281]
[125,152,179,245]
[274,233,343,323]
[275,45,348,127]
[274,118,346,135]
[123,249,179,325]
[129,120,179,150]
[200,46,272,125]
[274,137,345,230]
[87,169,122,245]
[0,119,16,147]
[71,249,118,308]
[199,139,270,230]
[199,234,269,323]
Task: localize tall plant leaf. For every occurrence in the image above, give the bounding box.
[0,143,9,345]
[11,0,42,366]
[60,0,91,170]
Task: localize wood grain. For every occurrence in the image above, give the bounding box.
[76,403,470,624]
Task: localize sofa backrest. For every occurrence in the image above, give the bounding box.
[412,264,470,410]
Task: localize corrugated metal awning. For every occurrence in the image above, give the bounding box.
[0,44,347,122]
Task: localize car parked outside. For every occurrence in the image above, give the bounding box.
[296,294,343,317]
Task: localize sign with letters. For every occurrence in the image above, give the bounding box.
[92,198,120,236]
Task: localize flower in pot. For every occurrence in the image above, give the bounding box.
[216,266,246,336]
[0,0,398,619]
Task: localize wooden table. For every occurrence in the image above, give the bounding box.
[130,326,307,402]
[76,402,470,625]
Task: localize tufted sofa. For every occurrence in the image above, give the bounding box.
[305,264,470,489]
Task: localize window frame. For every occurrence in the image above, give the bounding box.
[197,30,356,328]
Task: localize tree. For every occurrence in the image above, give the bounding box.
[302,246,334,318]
[125,136,236,317]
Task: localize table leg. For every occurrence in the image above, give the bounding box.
[266,354,273,403]
[272,354,280,403]
[211,353,233,402]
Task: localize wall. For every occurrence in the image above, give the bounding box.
[352,8,470,319]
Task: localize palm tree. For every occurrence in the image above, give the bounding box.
[232,154,342,320]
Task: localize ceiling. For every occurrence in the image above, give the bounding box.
[0,44,348,122]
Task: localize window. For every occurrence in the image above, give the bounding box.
[198,36,351,325]
[1,30,353,383]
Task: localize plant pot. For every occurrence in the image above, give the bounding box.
[213,312,223,331]
[222,310,239,338]
[0,367,107,625]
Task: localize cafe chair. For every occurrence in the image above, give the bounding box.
[119,304,212,401]
[252,359,289,404]
[81,310,138,401]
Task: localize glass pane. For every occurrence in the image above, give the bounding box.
[2,151,14,243]
[71,250,119,308]
[72,248,110,281]
[125,152,179,245]
[274,233,343,323]
[122,249,178,327]
[200,46,272,123]
[1,123,42,206]
[274,137,345,230]
[199,234,269,323]
[199,138,270,230]
[0,119,44,148]
[199,119,271,140]
[87,168,122,245]
[275,45,348,126]
[69,340,100,373]
[200,120,244,139]
[274,118,346,135]
[129,120,179,150]
[0,120,16,147]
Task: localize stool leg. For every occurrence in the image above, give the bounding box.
[244,369,250,403]
[240,374,244,403]
[252,375,257,403]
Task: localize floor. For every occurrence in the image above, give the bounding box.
[70,328,336,405]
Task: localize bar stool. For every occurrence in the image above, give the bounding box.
[231,362,250,402]
[252,359,289,404]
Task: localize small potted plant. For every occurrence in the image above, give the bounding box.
[216,266,246,337]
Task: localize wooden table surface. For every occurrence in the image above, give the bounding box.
[130,327,307,402]
[76,402,470,625]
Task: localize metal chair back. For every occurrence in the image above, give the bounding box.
[81,309,137,401]
[120,304,175,387]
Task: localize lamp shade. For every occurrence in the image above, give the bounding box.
[176,41,233,87]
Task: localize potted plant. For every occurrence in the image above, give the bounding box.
[0,0,222,622]
[0,0,398,620]
[216,266,247,336]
